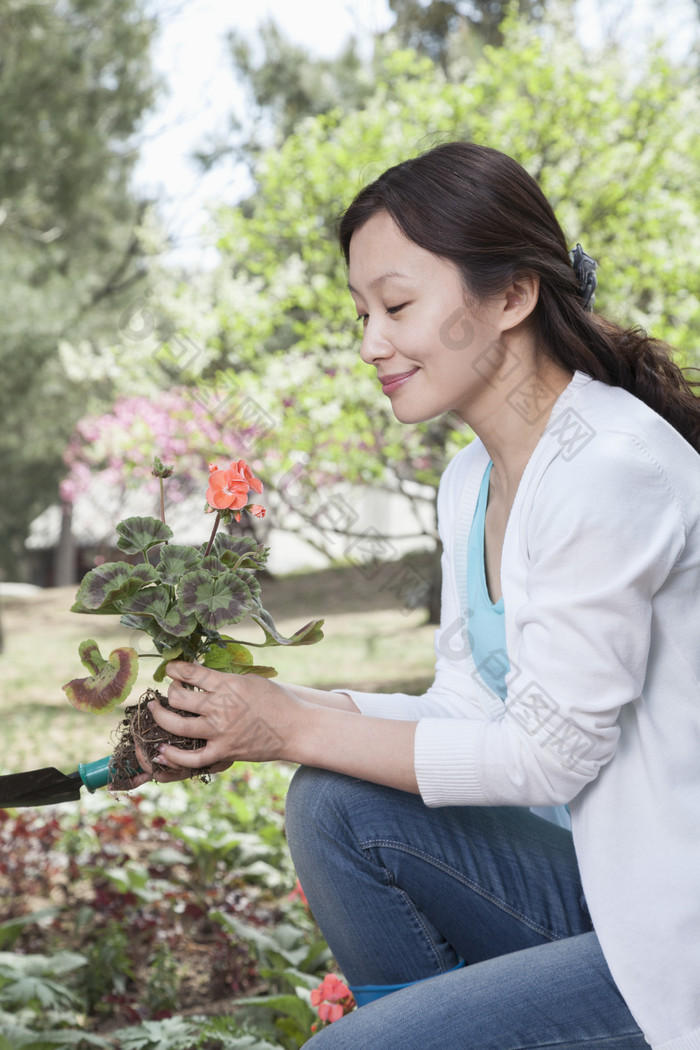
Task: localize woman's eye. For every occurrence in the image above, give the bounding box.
[356,313,368,326]
[386,303,407,315]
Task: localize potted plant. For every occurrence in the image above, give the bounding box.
[62,456,324,783]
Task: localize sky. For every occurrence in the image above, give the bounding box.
[133,0,395,265]
[134,0,698,267]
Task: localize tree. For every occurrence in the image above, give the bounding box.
[384,0,549,58]
[196,19,373,169]
[0,0,160,581]
[187,12,700,616]
[198,0,558,172]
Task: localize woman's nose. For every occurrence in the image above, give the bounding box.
[360,319,393,365]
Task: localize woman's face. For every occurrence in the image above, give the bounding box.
[347,210,507,425]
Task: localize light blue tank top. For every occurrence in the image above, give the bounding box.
[467,462,571,831]
[466,462,509,698]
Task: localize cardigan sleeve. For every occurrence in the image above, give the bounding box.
[415,432,687,807]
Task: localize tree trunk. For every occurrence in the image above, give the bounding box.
[55,501,77,586]
[427,541,442,625]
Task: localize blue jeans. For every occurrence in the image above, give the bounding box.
[285,767,646,1049]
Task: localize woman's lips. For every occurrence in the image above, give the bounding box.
[379,368,419,394]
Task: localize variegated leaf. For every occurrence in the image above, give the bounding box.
[157,544,203,585]
[177,569,254,629]
[71,562,159,613]
[250,610,325,648]
[116,516,173,556]
[62,644,139,713]
[210,534,270,570]
[125,585,198,637]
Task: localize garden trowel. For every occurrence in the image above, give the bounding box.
[0,756,125,808]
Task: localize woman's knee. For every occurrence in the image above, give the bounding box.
[285,766,385,873]
[285,766,348,858]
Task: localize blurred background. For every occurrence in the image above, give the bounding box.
[2,0,699,606]
[1,2,699,1041]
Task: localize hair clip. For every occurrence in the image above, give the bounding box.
[569,243,597,312]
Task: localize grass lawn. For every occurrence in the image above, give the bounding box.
[0,553,438,773]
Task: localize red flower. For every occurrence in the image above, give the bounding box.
[310,973,355,1029]
[230,459,263,494]
[206,467,250,511]
[318,1002,344,1023]
[248,504,266,518]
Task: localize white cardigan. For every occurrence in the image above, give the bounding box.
[344,373,700,1049]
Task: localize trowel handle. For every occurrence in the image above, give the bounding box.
[78,756,113,792]
[78,756,142,793]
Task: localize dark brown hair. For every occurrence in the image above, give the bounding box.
[339,142,700,453]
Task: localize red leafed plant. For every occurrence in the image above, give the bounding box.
[61,456,324,779]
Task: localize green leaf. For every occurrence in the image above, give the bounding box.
[202,641,253,670]
[108,1017,201,1050]
[62,644,139,713]
[211,534,270,570]
[201,555,228,575]
[125,585,198,638]
[232,992,315,1029]
[156,543,203,584]
[238,568,261,604]
[152,646,183,682]
[0,909,59,951]
[201,642,278,677]
[177,570,254,629]
[237,664,278,678]
[71,562,159,613]
[250,610,325,647]
[77,639,109,675]
[198,1017,279,1050]
[116,516,173,556]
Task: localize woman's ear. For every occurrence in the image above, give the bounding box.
[500,274,540,331]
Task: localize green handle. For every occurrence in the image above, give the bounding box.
[78,756,113,792]
[78,757,143,793]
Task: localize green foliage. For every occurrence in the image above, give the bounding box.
[79,920,134,1016]
[0,914,58,954]
[0,951,85,1011]
[215,0,551,168]
[210,915,332,1049]
[107,1016,202,1050]
[0,766,329,1045]
[144,945,180,1018]
[0,949,109,1048]
[0,0,160,578]
[62,467,324,712]
[199,8,700,545]
[196,1019,281,1049]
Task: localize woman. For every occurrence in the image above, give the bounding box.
[136,143,700,1049]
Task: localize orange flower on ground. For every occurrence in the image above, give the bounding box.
[318,1002,344,1023]
[205,465,250,511]
[310,973,355,1032]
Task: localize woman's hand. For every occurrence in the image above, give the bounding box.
[134,661,306,781]
[131,662,418,795]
